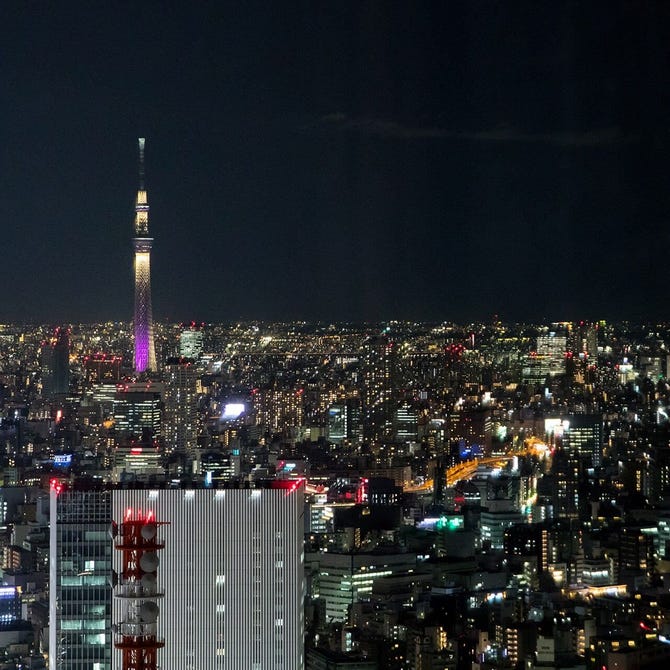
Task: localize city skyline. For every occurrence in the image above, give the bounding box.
[6,312,670,668]
[2,3,670,324]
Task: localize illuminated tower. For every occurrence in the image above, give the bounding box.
[133,138,157,373]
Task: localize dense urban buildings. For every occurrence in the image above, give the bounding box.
[3,319,670,668]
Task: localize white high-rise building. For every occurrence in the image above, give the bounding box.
[179,326,204,360]
[162,357,199,455]
[536,332,567,377]
[50,481,305,670]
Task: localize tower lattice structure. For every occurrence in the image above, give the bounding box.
[133,137,157,372]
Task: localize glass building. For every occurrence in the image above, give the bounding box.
[49,489,113,670]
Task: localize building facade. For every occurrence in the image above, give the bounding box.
[50,482,305,670]
[162,357,199,455]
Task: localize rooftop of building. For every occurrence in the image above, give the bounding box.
[52,476,306,494]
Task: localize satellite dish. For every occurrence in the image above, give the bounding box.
[109,522,118,539]
[140,552,159,572]
[141,573,157,592]
[141,524,157,541]
[139,601,159,623]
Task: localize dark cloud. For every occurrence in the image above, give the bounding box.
[320,114,631,147]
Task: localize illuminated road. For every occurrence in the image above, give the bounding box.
[404,437,548,493]
[403,456,512,493]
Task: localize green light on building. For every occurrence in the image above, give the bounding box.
[436,515,464,531]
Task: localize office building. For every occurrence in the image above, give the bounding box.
[113,382,163,445]
[41,327,70,397]
[179,323,204,360]
[162,357,199,455]
[523,331,567,385]
[394,403,418,442]
[317,551,416,622]
[52,327,70,395]
[551,449,582,520]
[562,414,603,467]
[49,487,113,670]
[83,354,122,384]
[361,335,396,441]
[50,481,305,669]
[327,401,362,445]
[480,500,524,550]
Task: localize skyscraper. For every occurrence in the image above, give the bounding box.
[49,481,305,670]
[163,357,199,456]
[562,414,603,467]
[52,327,71,395]
[361,335,396,441]
[133,138,156,373]
[179,322,204,359]
[113,382,164,444]
[40,327,70,397]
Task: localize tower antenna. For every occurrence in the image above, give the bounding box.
[138,137,146,190]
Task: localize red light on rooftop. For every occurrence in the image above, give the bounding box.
[273,478,306,494]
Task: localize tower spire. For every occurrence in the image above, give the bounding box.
[138,137,146,190]
[133,137,156,373]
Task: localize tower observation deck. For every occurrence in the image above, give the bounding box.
[133,138,156,372]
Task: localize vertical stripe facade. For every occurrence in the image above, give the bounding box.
[111,487,305,669]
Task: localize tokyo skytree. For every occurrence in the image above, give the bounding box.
[133,138,156,372]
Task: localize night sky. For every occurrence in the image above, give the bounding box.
[2,2,670,324]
